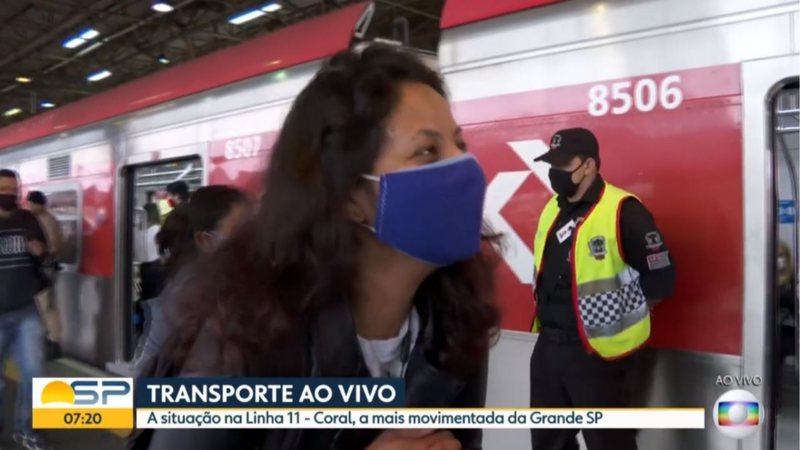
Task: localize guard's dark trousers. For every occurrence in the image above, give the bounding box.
[529,329,639,450]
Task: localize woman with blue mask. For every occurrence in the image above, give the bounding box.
[138,45,500,450]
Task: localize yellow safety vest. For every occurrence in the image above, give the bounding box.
[532,183,650,359]
[157,198,174,223]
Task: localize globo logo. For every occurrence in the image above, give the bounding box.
[712,389,763,439]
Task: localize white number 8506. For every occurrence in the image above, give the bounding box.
[588,75,683,117]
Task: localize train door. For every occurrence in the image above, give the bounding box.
[742,54,799,450]
[110,157,203,373]
[772,84,799,449]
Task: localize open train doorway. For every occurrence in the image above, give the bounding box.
[109,157,203,375]
[772,82,799,449]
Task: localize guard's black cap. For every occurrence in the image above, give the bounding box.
[534,127,599,166]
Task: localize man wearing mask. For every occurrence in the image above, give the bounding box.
[27,190,64,359]
[529,128,675,450]
[0,170,48,450]
[160,181,190,222]
[166,181,189,208]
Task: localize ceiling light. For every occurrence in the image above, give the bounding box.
[40,101,56,109]
[62,27,99,49]
[262,3,282,13]
[15,77,32,83]
[152,1,174,13]
[228,8,266,25]
[87,69,112,82]
[63,37,86,49]
[4,108,22,117]
[79,28,100,40]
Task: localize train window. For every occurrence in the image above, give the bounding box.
[44,189,81,265]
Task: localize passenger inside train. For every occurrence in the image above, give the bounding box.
[141,204,160,265]
[164,182,189,210]
[134,203,163,336]
[0,1,796,450]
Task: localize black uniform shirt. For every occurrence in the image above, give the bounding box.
[536,176,676,337]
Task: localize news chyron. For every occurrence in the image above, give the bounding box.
[32,378,134,429]
[32,377,706,432]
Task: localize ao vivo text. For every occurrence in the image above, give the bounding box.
[715,375,763,387]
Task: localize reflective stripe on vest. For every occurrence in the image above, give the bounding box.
[532,183,650,359]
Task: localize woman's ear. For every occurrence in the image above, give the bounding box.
[194,231,212,253]
[346,185,375,225]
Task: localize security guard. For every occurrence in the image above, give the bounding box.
[529,128,675,450]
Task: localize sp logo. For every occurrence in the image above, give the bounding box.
[550,134,562,148]
[72,380,131,406]
[40,379,131,406]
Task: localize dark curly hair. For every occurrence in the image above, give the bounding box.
[156,206,191,280]
[165,44,500,376]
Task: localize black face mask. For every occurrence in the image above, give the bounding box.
[548,161,586,198]
[0,194,17,211]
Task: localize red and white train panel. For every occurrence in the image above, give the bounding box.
[438,1,798,449]
[0,1,797,449]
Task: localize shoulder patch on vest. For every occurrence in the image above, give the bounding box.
[645,231,663,250]
[647,251,671,270]
[588,236,607,260]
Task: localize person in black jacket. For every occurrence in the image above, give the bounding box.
[141,45,500,450]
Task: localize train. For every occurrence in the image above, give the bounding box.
[0,1,797,449]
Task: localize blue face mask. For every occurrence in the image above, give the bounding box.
[362,154,487,266]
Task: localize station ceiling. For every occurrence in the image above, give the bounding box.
[0,0,444,128]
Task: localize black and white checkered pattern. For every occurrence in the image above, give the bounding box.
[579,280,646,328]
